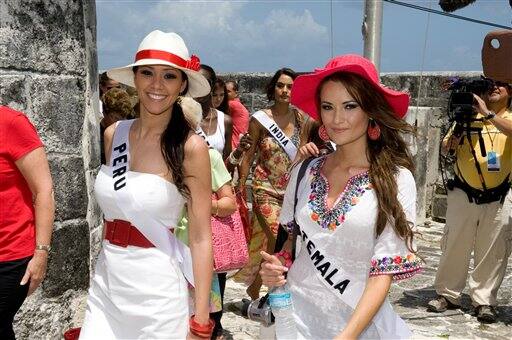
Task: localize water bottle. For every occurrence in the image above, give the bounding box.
[268,285,297,339]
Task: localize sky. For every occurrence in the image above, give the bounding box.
[96,0,512,73]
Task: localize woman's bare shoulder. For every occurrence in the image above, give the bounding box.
[184,133,209,155]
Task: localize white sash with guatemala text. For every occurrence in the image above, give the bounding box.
[109,120,195,286]
[294,222,411,338]
[252,110,298,160]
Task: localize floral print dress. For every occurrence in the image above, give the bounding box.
[279,156,422,339]
[233,118,301,286]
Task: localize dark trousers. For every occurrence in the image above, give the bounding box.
[210,272,226,338]
[0,257,31,340]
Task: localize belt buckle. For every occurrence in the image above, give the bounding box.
[110,219,131,247]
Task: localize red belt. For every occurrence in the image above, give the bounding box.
[104,219,155,248]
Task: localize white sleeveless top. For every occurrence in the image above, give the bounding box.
[204,109,225,155]
[94,166,185,227]
[94,120,186,228]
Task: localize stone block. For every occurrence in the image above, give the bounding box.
[27,75,85,153]
[248,94,269,113]
[49,155,88,222]
[0,0,86,75]
[82,112,101,170]
[84,168,103,271]
[220,72,271,94]
[14,289,87,340]
[381,72,481,108]
[0,73,27,111]
[236,94,253,113]
[43,219,90,297]
[239,73,271,94]
[431,194,447,221]
[406,107,443,222]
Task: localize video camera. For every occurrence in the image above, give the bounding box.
[226,296,274,327]
[443,76,494,158]
[446,76,495,124]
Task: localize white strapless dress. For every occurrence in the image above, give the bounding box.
[79,165,189,340]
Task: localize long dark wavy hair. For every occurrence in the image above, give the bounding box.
[316,72,416,251]
[213,78,230,115]
[133,66,191,198]
[265,67,308,134]
[266,67,297,101]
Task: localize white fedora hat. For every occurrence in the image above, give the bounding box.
[107,30,210,98]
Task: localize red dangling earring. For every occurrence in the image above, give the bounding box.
[318,125,330,142]
[367,119,381,140]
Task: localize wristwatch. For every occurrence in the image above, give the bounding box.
[485,110,496,120]
[35,244,51,252]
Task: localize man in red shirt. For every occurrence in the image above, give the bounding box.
[0,106,54,340]
[226,80,250,149]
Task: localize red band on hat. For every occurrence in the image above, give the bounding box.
[135,49,201,71]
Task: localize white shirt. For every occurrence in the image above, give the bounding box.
[280,156,421,339]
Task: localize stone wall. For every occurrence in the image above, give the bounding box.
[221,71,483,221]
[0,1,100,338]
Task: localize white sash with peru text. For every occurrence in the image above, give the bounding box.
[109,120,195,286]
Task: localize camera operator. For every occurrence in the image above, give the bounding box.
[428,79,512,323]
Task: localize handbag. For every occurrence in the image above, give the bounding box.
[235,190,251,244]
[211,193,249,273]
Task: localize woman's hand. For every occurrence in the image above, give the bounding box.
[231,133,253,161]
[20,250,48,296]
[298,142,320,160]
[214,183,237,217]
[259,251,288,288]
[237,133,253,152]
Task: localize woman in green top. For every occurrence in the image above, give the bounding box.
[177,97,237,339]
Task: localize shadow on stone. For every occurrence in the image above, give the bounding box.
[398,286,472,313]
[221,329,235,340]
[494,305,512,326]
[471,305,512,326]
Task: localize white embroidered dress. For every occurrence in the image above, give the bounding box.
[279,156,422,339]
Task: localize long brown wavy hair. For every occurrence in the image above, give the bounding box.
[316,72,416,251]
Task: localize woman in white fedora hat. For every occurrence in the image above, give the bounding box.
[79,30,215,339]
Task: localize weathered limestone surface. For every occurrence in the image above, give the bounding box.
[1,0,100,339]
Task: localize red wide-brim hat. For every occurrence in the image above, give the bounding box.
[291,54,410,120]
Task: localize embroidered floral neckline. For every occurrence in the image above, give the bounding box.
[308,157,372,231]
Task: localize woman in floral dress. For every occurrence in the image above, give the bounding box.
[260,55,423,339]
[234,68,315,299]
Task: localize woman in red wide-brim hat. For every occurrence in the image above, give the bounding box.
[260,54,423,339]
